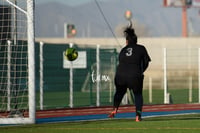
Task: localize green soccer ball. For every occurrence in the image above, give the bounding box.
[65,48,78,61]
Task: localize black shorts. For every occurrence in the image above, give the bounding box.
[114,75,144,94]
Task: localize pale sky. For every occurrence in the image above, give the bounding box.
[35,0,105,6]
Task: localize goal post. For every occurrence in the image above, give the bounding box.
[0,0,35,124]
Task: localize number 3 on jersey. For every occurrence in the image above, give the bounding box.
[126,48,133,56]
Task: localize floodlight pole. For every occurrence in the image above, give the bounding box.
[182,6,188,37]
[163,0,189,37]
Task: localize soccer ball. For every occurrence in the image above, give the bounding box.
[65,48,78,61]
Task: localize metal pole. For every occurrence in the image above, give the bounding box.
[13,0,17,45]
[182,6,188,37]
[7,40,11,111]
[189,76,192,103]
[163,48,168,104]
[27,0,36,123]
[149,77,152,103]
[96,45,100,106]
[39,42,44,110]
[69,43,73,108]
[64,23,67,38]
[198,48,200,103]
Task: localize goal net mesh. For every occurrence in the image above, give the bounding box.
[0,0,35,123]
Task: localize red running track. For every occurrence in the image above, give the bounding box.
[36,104,200,119]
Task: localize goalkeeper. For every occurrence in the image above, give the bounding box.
[108,24,151,122]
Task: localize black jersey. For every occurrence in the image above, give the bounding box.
[116,43,151,78]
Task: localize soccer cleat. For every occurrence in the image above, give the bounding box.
[135,115,142,122]
[108,111,116,118]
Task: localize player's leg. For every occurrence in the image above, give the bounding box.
[108,87,127,118]
[129,76,144,121]
[113,86,127,109]
[108,76,127,118]
[134,92,143,121]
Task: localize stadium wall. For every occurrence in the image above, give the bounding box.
[36,37,200,76]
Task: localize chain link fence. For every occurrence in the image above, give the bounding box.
[35,42,200,110]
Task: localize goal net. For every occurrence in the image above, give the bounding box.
[0,0,35,124]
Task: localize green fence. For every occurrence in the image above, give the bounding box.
[34,43,200,110]
[2,42,199,111]
[35,43,118,109]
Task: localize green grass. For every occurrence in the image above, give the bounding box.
[1,88,199,110]
[1,88,199,109]
[1,114,200,133]
[35,88,199,109]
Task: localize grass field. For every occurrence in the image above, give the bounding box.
[1,114,200,133]
[34,88,199,109]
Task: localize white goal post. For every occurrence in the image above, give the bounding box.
[0,0,35,124]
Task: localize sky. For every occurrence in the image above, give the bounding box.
[34,0,200,37]
[35,0,105,6]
